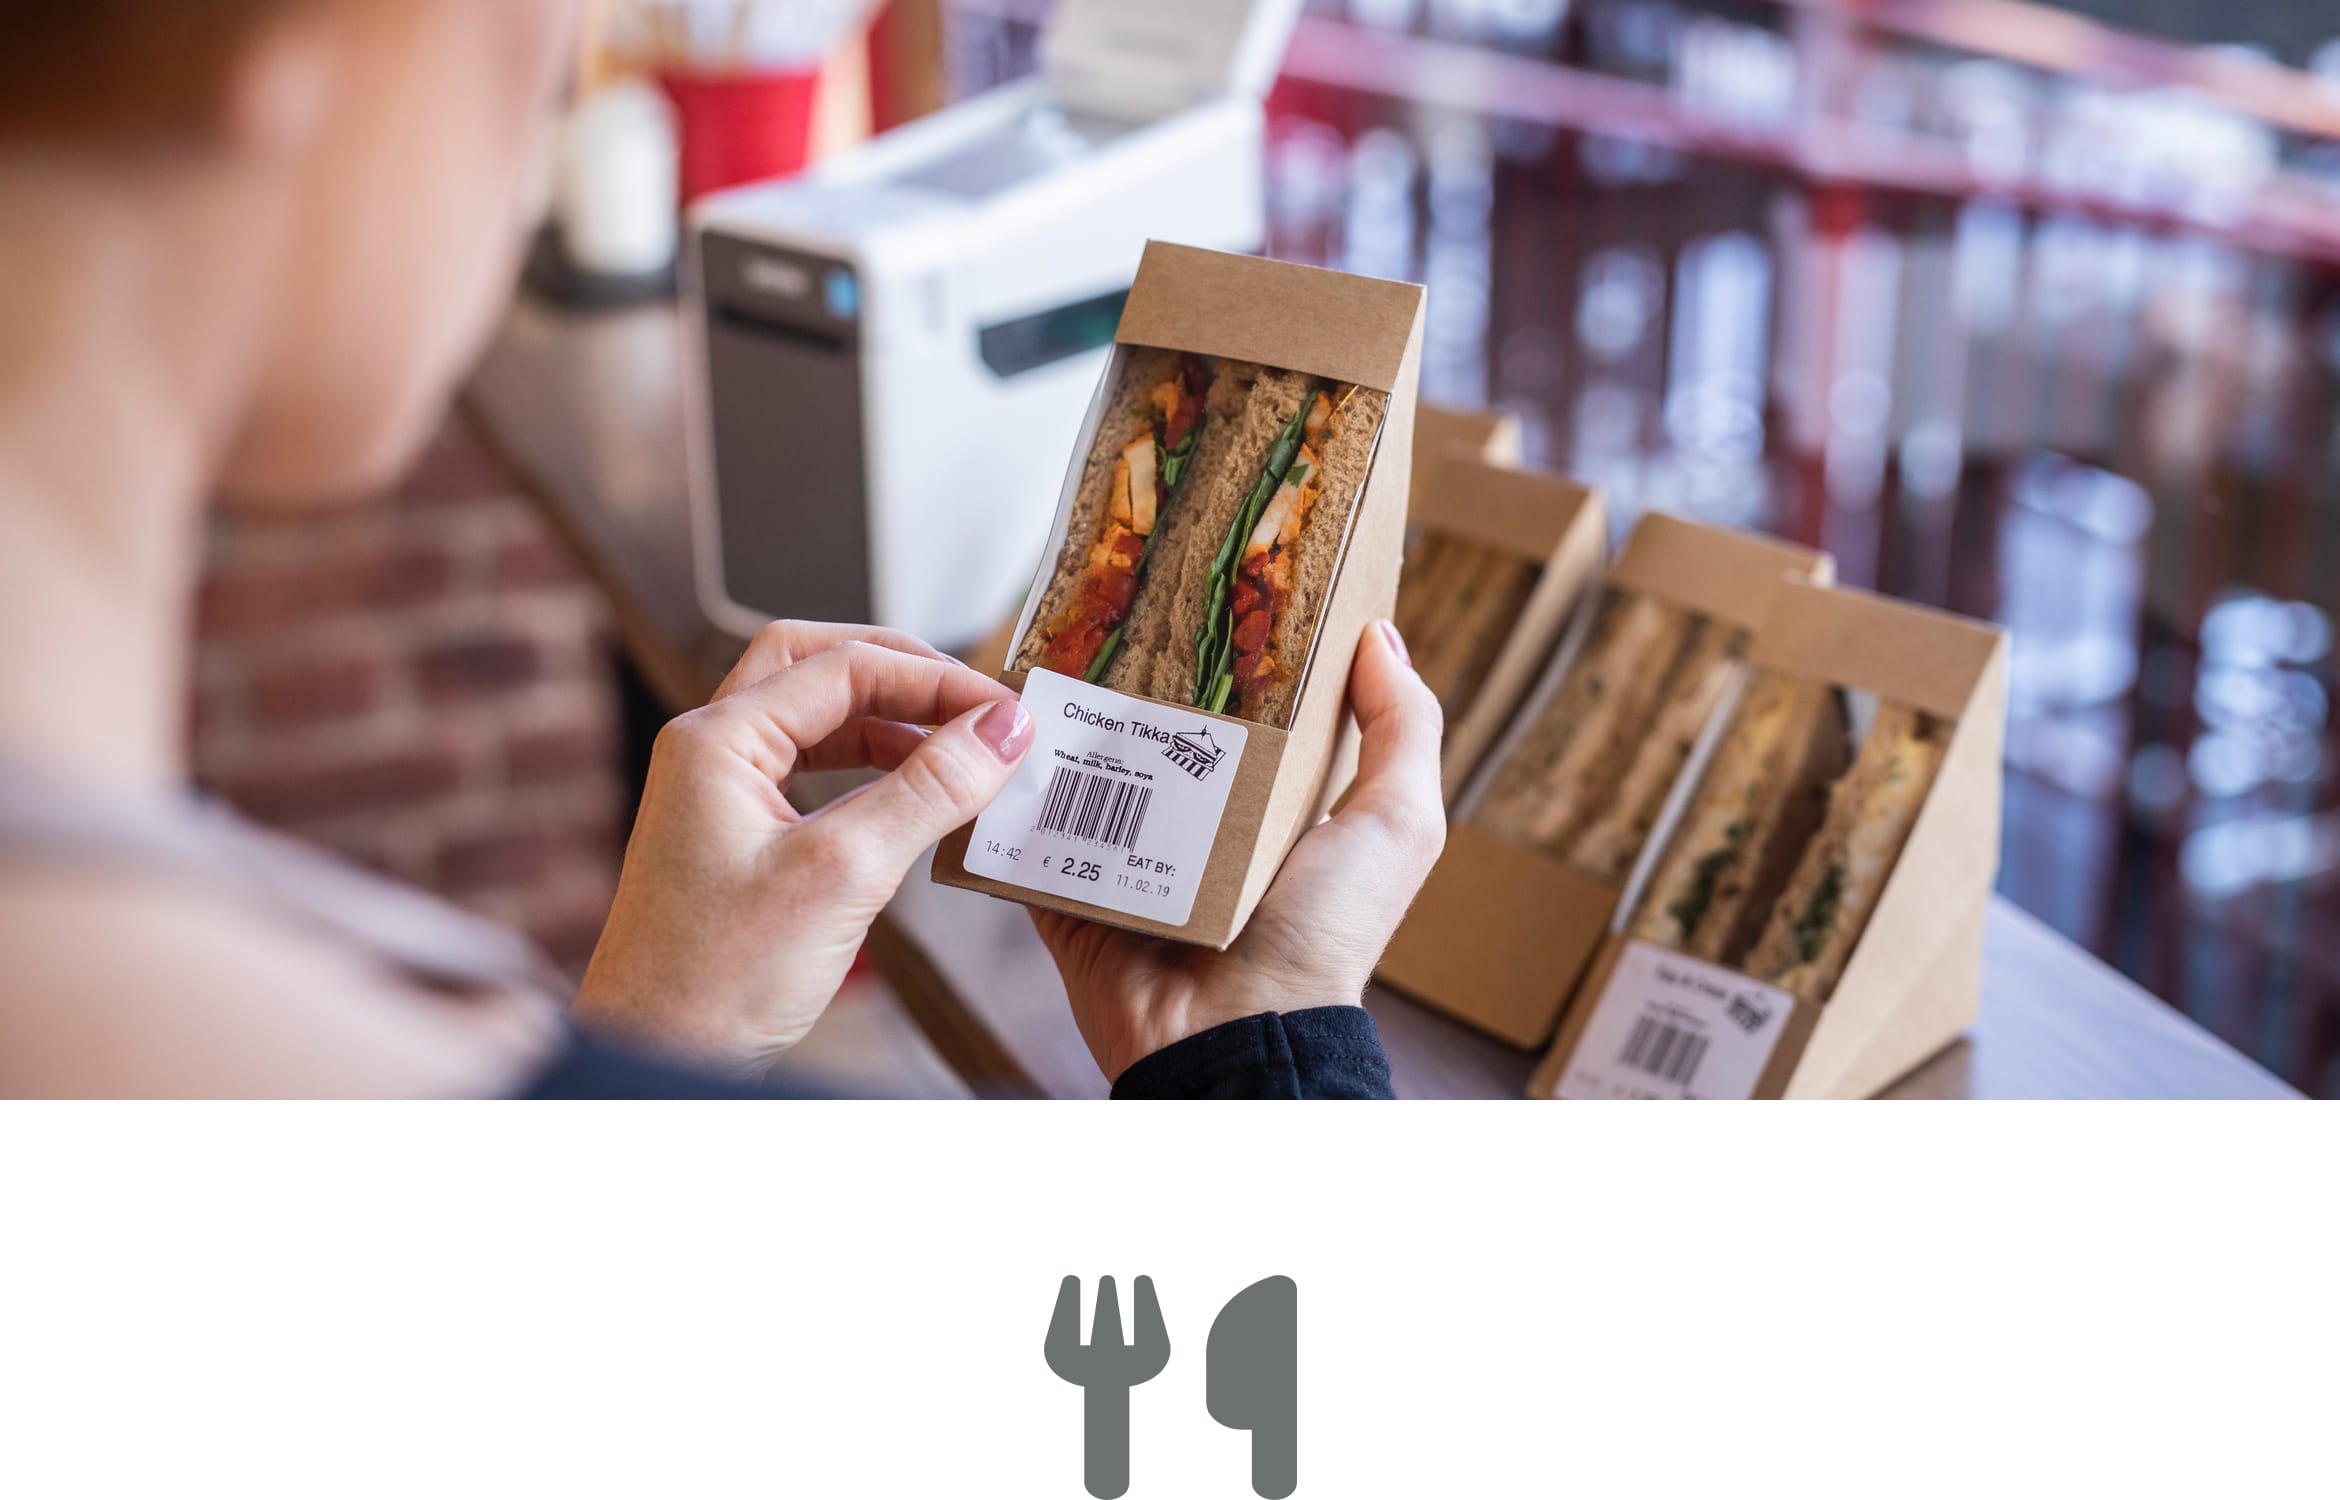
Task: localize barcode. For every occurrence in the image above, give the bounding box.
[1620,1015,1709,1088]
[1035,767,1152,851]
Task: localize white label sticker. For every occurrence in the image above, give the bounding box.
[1557,941,1795,1100]
[963,668,1248,926]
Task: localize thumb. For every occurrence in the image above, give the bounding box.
[804,697,1036,891]
[1244,619,1445,987]
[1340,620,1446,882]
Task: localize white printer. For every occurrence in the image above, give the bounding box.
[685,0,1303,650]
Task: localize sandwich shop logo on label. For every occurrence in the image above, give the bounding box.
[1164,727,1227,781]
[1724,988,1775,1034]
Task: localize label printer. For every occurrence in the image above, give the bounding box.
[685,0,1303,649]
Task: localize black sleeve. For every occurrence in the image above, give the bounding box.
[520,1011,1395,1100]
[1109,1006,1396,1099]
[517,1030,827,1099]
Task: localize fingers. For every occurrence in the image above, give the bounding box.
[1338,620,1447,886]
[712,619,957,703]
[689,639,1015,785]
[788,697,1036,907]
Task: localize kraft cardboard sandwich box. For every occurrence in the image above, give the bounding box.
[1414,402,1523,474]
[1375,513,1832,1049]
[1533,578,2007,1099]
[932,242,1425,948]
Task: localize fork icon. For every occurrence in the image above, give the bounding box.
[1044,1275,1171,1498]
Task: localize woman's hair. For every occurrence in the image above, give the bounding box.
[0,0,306,138]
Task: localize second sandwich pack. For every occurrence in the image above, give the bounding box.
[1534,579,2007,1098]
[933,243,1424,947]
[1376,513,1830,1047]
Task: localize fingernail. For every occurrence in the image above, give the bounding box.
[1379,619,1411,666]
[975,700,1034,761]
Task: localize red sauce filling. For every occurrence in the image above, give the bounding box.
[1028,365,1205,677]
[1230,553,1289,715]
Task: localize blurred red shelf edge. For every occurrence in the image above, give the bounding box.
[1761,0,2340,142]
[1276,15,2340,267]
[945,0,2340,266]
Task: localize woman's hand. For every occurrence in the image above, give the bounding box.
[1035,621,1446,1083]
[576,621,1034,1074]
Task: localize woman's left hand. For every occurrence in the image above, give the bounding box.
[575,621,1034,1074]
[1034,620,1445,1083]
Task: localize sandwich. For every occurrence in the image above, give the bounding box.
[1628,672,1849,964]
[1013,355,1389,728]
[1470,589,1747,879]
[1393,531,1540,723]
[1017,347,1213,682]
[1568,621,1742,878]
[1742,702,1947,1001]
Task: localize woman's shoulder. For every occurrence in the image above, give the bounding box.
[0,865,560,1097]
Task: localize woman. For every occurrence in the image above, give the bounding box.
[0,0,1446,1098]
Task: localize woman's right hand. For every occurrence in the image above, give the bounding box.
[1033,621,1447,1083]
[577,621,1033,1075]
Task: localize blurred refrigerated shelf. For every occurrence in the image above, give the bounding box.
[1277,14,2340,268]
[1762,0,2340,138]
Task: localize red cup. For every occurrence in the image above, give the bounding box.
[657,67,822,205]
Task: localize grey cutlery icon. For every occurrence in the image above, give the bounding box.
[1044,1275,1170,1499]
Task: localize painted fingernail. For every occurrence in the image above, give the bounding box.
[975,700,1034,761]
[1379,619,1411,666]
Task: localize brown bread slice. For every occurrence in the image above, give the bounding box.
[1743,702,1949,1001]
[1404,540,1538,719]
[1400,534,1488,711]
[1393,532,1472,705]
[1628,672,1848,963]
[1440,551,1539,714]
[1412,536,1485,693]
[1470,590,1694,857]
[1100,364,1310,708]
[1011,346,1191,674]
[1567,620,1746,881]
[1245,383,1389,727]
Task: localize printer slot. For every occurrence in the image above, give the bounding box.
[712,302,850,357]
[977,287,1129,378]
